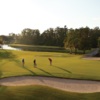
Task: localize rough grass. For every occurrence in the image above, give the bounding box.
[0,85,100,100]
[0,49,100,80]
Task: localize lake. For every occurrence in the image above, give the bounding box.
[1,45,21,50]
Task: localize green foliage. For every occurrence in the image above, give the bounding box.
[6,26,67,47]
[64,27,94,54]
[98,37,100,48]
[17,28,40,45]
[1,26,100,49]
[0,36,3,48]
[36,26,67,46]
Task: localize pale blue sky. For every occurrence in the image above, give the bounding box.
[0,0,100,35]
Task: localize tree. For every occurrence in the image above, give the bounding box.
[8,33,16,43]
[64,27,92,54]
[15,28,40,45]
[64,29,75,54]
[78,27,91,54]
[98,37,100,55]
[98,37,100,48]
[0,36,3,48]
[54,26,67,47]
[40,28,57,46]
[90,27,100,48]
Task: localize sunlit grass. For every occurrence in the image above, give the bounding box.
[0,49,100,80]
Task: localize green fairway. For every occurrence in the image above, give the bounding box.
[0,85,99,100]
[0,49,100,80]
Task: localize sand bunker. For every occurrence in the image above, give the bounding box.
[0,76,100,93]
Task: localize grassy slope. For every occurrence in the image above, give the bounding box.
[0,49,100,80]
[0,85,100,100]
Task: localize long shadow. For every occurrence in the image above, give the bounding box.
[13,59,36,75]
[37,67,52,76]
[0,50,36,75]
[52,65,72,74]
[23,66,36,75]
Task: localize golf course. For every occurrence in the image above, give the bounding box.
[0,45,100,100]
[0,47,100,80]
[0,0,100,99]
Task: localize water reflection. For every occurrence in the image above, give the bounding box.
[1,45,21,50]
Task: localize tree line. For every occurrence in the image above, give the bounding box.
[3,25,67,47]
[1,26,100,54]
[64,27,100,54]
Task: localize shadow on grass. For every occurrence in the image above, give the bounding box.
[0,50,16,60]
[23,66,37,75]
[13,59,36,75]
[37,68,52,76]
[52,65,72,74]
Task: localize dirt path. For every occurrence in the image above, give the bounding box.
[0,76,100,93]
[82,48,100,60]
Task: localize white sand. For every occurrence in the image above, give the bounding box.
[0,76,100,93]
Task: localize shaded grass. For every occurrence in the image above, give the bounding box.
[9,44,94,54]
[0,50,16,59]
[9,44,69,53]
[0,85,100,100]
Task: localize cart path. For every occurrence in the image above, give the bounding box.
[0,76,100,93]
[83,48,100,60]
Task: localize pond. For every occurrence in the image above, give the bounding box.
[1,45,21,50]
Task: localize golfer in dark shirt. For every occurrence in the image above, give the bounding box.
[48,58,52,66]
[22,58,25,67]
[33,59,37,67]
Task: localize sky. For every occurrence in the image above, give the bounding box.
[0,0,100,35]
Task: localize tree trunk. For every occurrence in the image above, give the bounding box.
[83,49,86,54]
[75,48,77,54]
[70,47,72,54]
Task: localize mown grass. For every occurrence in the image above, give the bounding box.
[9,44,68,53]
[0,85,100,100]
[0,47,100,99]
[0,49,100,80]
[9,44,94,54]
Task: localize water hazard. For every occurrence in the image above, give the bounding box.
[1,45,21,50]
